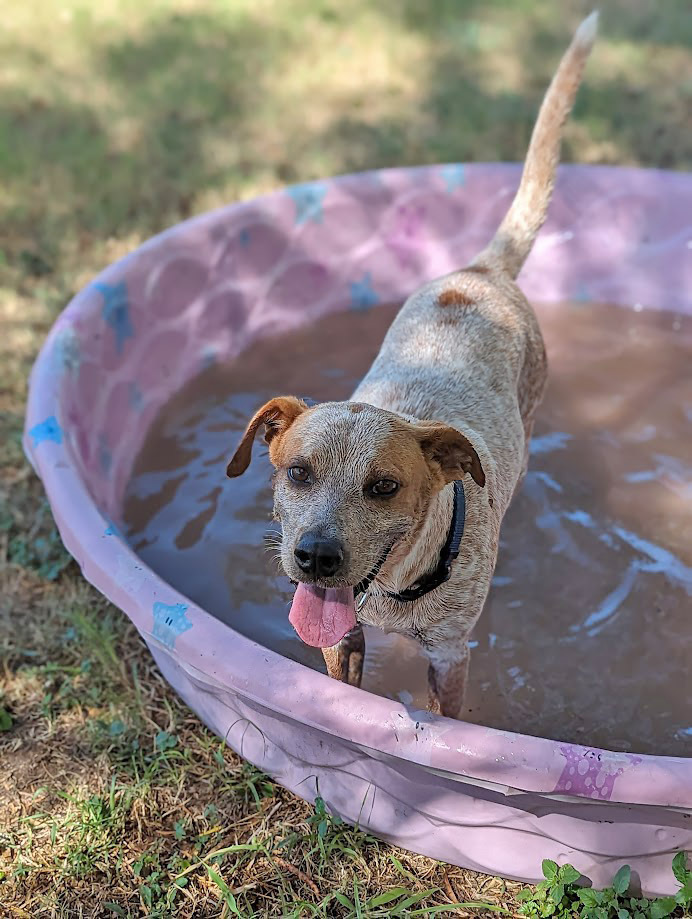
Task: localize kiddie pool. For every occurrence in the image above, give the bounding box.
[24,164,692,895]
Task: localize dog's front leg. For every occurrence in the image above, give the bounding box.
[321,625,365,687]
[425,643,470,719]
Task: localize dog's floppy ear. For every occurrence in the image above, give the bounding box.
[227,396,308,477]
[415,421,485,488]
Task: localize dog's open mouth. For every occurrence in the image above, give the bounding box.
[288,585,356,648]
[288,544,394,649]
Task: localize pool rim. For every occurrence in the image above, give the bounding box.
[24,162,692,816]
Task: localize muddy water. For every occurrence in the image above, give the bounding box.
[123,302,692,756]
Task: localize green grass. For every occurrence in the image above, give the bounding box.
[516,857,692,919]
[1,0,691,915]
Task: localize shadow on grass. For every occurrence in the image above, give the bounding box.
[0,9,294,250]
[1,0,690,283]
[366,0,692,169]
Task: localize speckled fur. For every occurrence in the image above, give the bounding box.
[227,14,597,718]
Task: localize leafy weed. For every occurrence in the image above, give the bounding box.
[517,855,692,919]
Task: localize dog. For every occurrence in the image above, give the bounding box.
[227,13,598,718]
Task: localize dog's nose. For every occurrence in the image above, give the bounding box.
[294,533,345,578]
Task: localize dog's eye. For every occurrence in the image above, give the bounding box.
[288,466,311,484]
[370,479,399,497]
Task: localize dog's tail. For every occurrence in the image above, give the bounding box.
[472,11,598,279]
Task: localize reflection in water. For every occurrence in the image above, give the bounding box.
[124,301,692,756]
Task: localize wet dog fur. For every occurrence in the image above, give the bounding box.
[227,14,598,718]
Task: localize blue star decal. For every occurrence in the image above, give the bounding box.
[94,281,134,354]
[29,416,63,447]
[574,282,590,303]
[103,517,120,537]
[200,345,218,370]
[287,182,327,225]
[98,433,112,475]
[152,602,193,648]
[238,227,251,247]
[128,381,144,411]
[441,163,466,192]
[350,272,379,311]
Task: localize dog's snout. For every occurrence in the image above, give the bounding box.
[294,532,345,579]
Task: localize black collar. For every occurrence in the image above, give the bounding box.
[299,399,465,604]
[386,479,466,602]
[354,479,466,604]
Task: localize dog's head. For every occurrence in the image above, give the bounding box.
[227,397,484,646]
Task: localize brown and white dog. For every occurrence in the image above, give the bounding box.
[227,13,598,718]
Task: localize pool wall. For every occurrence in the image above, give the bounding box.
[25,164,692,893]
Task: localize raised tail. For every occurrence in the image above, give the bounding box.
[474,11,598,278]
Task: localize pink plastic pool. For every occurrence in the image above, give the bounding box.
[24,164,692,895]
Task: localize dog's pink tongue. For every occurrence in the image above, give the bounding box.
[289,584,356,648]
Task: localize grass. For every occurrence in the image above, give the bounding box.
[0,0,690,915]
[515,857,692,918]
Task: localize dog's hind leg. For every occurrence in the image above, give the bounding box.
[321,625,365,687]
